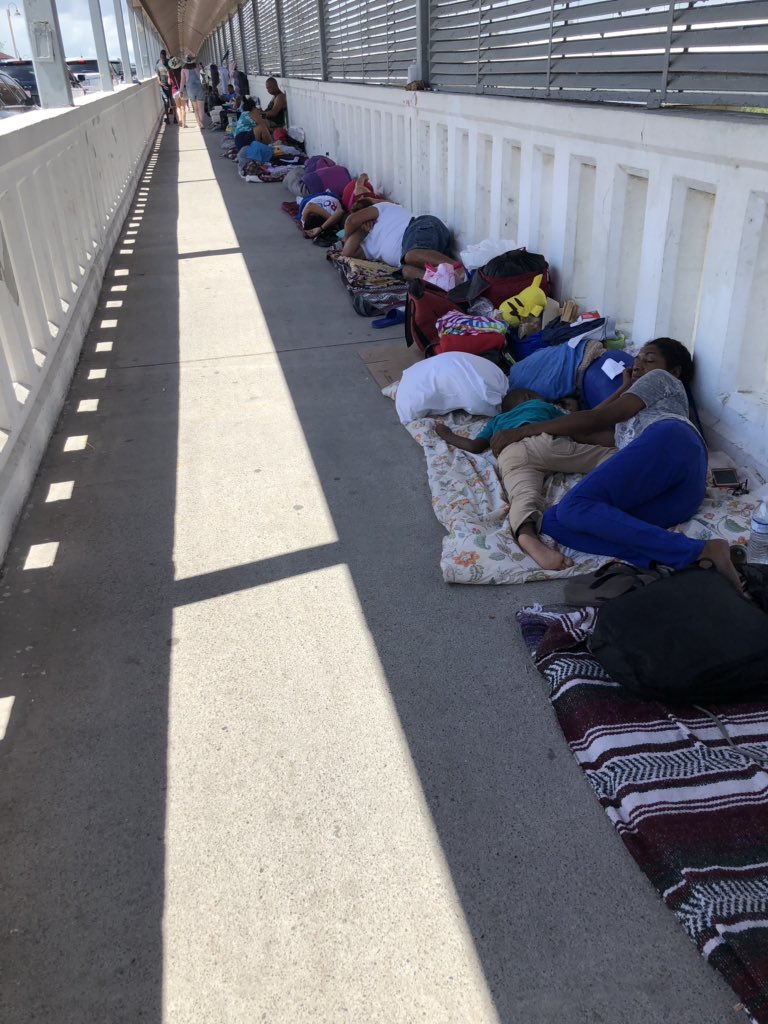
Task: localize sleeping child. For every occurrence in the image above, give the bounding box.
[435,388,615,570]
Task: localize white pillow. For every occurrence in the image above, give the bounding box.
[395,352,507,425]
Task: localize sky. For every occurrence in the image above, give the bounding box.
[2,0,140,63]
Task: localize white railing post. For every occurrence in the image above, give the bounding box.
[20,0,73,107]
[0,83,162,560]
[127,5,144,78]
[87,0,115,93]
[112,0,133,82]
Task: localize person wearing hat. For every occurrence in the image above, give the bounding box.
[168,57,186,127]
[181,57,207,130]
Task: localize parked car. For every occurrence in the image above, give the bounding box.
[0,68,36,117]
[109,59,136,83]
[66,58,121,89]
[0,60,87,104]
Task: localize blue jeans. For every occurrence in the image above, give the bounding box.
[401,215,451,260]
[542,419,708,568]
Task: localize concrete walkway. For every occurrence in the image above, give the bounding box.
[0,122,739,1024]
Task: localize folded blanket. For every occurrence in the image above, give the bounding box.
[327,252,403,290]
[518,604,768,1024]
[328,251,409,316]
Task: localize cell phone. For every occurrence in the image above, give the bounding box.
[712,468,740,488]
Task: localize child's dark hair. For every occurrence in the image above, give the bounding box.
[243,97,256,112]
[646,337,694,385]
[303,213,325,231]
[351,197,375,212]
[501,387,540,412]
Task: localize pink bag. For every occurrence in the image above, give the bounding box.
[423,262,464,292]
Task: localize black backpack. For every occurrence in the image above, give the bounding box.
[589,567,768,703]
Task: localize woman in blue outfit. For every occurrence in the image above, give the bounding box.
[489,337,741,587]
[181,58,206,131]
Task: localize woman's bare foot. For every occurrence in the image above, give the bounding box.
[517,523,574,571]
[699,538,743,591]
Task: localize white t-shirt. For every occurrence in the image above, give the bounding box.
[301,195,342,223]
[156,58,169,84]
[362,202,413,267]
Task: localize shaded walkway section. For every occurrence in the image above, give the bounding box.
[0,122,738,1024]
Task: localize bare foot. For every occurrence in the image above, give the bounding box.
[517,526,574,570]
[699,538,743,592]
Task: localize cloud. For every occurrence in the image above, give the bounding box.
[4,0,140,63]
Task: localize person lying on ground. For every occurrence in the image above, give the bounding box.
[436,389,614,570]
[250,78,288,143]
[488,337,741,588]
[235,138,274,173]
[301,194,345,238]
[341,173,382,211]
[341,200,456,280]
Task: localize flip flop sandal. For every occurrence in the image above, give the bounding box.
[371,307,406,329]
[564,560,673,607]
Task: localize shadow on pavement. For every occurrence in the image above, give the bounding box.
[0,125,178,1023]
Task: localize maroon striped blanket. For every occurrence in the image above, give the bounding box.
[518,605,768,1022]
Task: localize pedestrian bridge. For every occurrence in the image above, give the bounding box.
[0,71,764,1023]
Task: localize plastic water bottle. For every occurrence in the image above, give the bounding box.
[747,499,768,564]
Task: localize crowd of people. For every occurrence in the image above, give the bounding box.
[197,70,745,592]
[154,49,287,141]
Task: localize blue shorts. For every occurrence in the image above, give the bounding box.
[401,215,451,260]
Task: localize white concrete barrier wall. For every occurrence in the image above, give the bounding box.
[250,75,768,472]
[0,82,162,560]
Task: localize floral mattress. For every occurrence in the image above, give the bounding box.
[395,403,754,585]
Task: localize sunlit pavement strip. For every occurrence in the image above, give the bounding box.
[0,119,739,1024]
[164,127,499,1019]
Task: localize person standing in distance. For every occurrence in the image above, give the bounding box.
[155,49,176,125]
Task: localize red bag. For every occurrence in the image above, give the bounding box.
[435,332,506,356]
[450,249,550,308]
[405,281,466,357]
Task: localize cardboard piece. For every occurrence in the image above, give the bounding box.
[358,341,421,388]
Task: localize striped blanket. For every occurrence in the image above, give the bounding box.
[518,605,768,1023]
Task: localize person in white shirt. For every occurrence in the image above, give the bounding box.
[341,200,455,278]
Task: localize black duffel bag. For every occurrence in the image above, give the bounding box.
[588,566,768,703]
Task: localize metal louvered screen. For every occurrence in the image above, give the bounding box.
[326,0,417,82]
[257,0,283,74]
[230,11,246,71]
[430,0,768,106]
[242,1,259,73]
[281,0,323,78]
[202,0,767,106]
